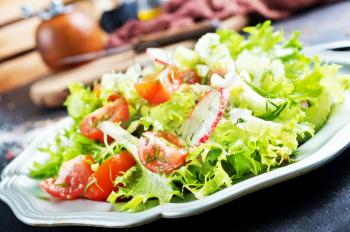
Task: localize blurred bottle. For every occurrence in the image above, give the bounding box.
[137,0,162,21]
[100,0,138,33]
[100,0,163,32]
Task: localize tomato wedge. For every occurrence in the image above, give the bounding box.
[139,131,188,173]
[210,69,226,77]
[80,94,129,143]
[40,155,94,200]
[83,151,135,201]
[180,70,201,84]
[135,66,181,105]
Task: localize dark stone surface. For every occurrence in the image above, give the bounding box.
[1,1,350,231]
[0,85,65,130]
[274,1,350,46]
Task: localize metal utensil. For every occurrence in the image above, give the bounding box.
[304,40,350,65]
[58,19,220,66]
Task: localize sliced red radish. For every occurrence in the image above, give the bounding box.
[210,73,225,86]
[180,88,228,145]
[146,48,171,65]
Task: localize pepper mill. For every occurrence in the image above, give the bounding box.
[23,0,105,71]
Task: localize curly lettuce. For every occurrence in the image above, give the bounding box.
[101,122,176,212]
[139,92,196,133]
[64,83,101,123]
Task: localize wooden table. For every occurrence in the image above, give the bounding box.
[1,1,350,231]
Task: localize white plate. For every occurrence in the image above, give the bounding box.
[2,87,350,227]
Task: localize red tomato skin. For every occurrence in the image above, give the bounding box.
[180,70,201,84]
[138,132,188,174]
[210,69,226,76]
[135,66,181,105]
[208,69,228,85]
[83,151,135,201]
[107,93,122,102]
[135,79,171,105]
[40,155,94,200]
[80,95,129,143]
[161,65,182,87]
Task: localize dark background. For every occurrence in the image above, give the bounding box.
[1,1,350,231]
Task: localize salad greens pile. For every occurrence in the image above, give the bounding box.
[30,21,350,211]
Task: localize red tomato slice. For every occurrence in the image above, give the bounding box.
[209,69,227,85]
[40,155,94,200]
[139,131,188,173]
[80,95,129,143]
[107,93,122,102]
[135,66,181,105]
[83,151,136,201]
[158,65,182,89]
[180,70,201,84]
[135,78,171,106]
[210,69,226,77]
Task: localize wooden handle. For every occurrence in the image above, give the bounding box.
[219,14,249,31]
[133,14,248,53]
[133,20,219,52]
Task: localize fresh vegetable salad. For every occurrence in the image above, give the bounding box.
[30,21,350,211]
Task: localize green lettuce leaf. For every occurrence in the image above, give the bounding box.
[29,124,103,179]
[100,122,176,212]
[236,51,271,80]
[291,59,350,130]
[210,122,263,177]
[64,83,101,122]
[304,91,332,131]
[195,33,235,72]
[217,29,245,59]
[173,143,232,198]
[100,64,142,106]
[319,64,350,104]
[140,92,196,133]
[229,109,298,167]
[225,71,289,118]
[235,52,295,98]
[243,21,283,52]
[108,166,174,211]
[173,46,200,70]
[29,136,64,179]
